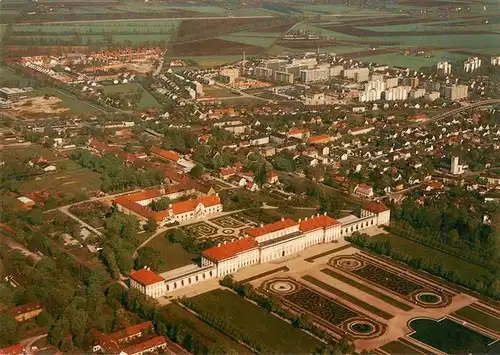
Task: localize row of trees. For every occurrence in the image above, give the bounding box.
[347,233,500,300]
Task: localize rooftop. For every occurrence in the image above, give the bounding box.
[8,301,43,317]
[299,214,339,232]
[246,218,298,238]
[151,147,181,162]
[171,195,221,215]
[129,269,164,286]
[363,201,389,214]
[202,237,258,262]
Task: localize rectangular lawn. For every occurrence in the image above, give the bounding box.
[189,289,323,354]
[454,306,500,332]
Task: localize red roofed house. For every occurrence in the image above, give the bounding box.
[90,321,168,355]
[8,301,43,322]
[307,134,331,145]
[151,147,182,163]
[0,344,24,355]
[219,167,235,180]
[287,127,310,140]
[361,201,390,225]
[116,189,223,226]
[354,183,374,198]
[129,269,166,298]
[265,171,278,184]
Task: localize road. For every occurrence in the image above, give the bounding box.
[20,334,48,355]
[59,206,103,237]
[2,237,41,262]
[409,98,500,128]
[215,82,274,103]
[19,15,275,25]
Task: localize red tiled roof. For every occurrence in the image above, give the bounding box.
[202,237,258,262]
[151,147,181,162]
[125,189,163,202]
[246,218,298,238]
[0,344,23,355]
[109,321,153,342]
[299,215,339,232]
[89,139,120,154]
[115,196,170,222]
[8,301,43,317]
[171,195,221,215]
[0,223,16,235]
[129,269,164,286]
[220,167,235,176]
[363,201,389,214]
[307,134,331,144]
[287,127,308,136]
[122,336,166,355]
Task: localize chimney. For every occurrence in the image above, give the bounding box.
[231,238,234,242]
[260,223,264,227]
[281,217,284,221]
[305,217,308,221]
[217,243,221,247]
[224,241,227,244]
[298,218,302,222]
[324,212,327,216]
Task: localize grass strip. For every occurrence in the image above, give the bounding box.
[302,275,394,320]
[304,244,352,262]
[321,268,412,311]
[454,306,500,332]
[239,266,289,284]
[379,340,421,354]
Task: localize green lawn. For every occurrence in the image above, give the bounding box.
[158,303,252,354]
[372,233,490,285]
[302,275,393,320]
[358,51,469,70]
[380,340,420,354]
[31,87,103,114]
[188,289,323,354]
[102,83,161,110]
[454,306,500,332]
[146,235,196,273]
[321,268,413,311]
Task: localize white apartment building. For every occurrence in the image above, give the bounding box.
[443,84,468,101]
[385,77,399,88]
[437,61,452,75]
[410,88,426,99]
[300,66,330,83]
[385,86,411,101]
[451,156,464,175]
[491,56,500,66]
[343,67,369,80]
[360,88,383,102]
[464,57,481,72]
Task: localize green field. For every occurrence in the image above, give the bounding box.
[372,233,490,284]
[302,275,394,319]
[321,268,413,311]
[11,20,180,46]
[34,87,104,114]
[380,340,420,354]
[158,303,252,354]
[145,235,196,273]
[167,55,243,68]
[188,289,322,353]
[454,306,500,332]
[358,51,468,69]
[102,83,161,110]
[219,34,278,48]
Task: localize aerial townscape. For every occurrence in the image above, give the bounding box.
[1,0,500,354]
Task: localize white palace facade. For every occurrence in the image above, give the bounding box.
[129,201,390,298]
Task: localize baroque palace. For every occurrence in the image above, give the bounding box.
[129,201,390,298]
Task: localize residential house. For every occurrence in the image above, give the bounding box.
[8,301,43,322]
[354,184,374,198]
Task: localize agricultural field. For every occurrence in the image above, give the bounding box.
[9,20,180,47]
[358,51,469,69]
[102,83,161,110]
[170,38,263,57]
[187,289,323,354]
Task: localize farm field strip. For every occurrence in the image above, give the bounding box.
[302,275,394,320]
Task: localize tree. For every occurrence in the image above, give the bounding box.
[189,164,203,179]
[145,218,157,232]
[0,314,18,347]
[134,246,162,271]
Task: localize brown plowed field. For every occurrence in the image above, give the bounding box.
[324,25,494,37]
[170,38,263,56]
[400,0,452,6]
[4,45,91,57]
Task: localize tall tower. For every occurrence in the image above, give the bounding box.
[242,51,246,75]
[451,156,463,175]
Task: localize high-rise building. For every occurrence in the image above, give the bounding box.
[425,91,440,101]
[384,86,411,101]
[343,67,369,80]
[219,68,240,83]
[409,88,426,99]
[254,67,273,79]
[451,156,464,175]
[274,71,294,84]
[491,56,500,66]
[359,88,383,102]
[329,65,343,77]
[385,77,399,89]
[300,67,330,83]
[463,57,481,72]
[437,61,452,75]
[442,84,468,101]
